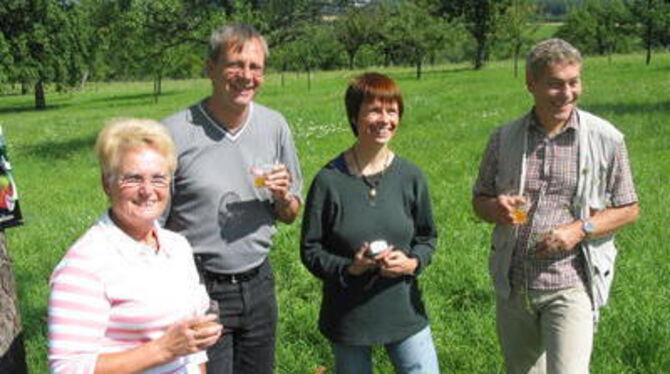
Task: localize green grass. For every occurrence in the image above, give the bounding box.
[535,22,562,40]
[1,53,669,373]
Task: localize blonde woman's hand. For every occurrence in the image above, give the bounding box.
[153,316,222,363]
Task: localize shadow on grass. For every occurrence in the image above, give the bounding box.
[82,90,179,105]
[391,67,473,81]
[445,284,493,311]
[18,295,49,350]
[0,103,72,115]
[25,135,96,160]
[619,321,669,372]
[13,263,50,349]
[0,91,27,97]
[582,100,670,116]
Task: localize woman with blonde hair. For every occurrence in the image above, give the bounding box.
[48,118,221,373]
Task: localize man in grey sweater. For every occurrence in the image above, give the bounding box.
[162,23,302,374]
[472,39,639,373]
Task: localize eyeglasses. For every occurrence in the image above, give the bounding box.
[222,61,264,77]
[117,173,170,189]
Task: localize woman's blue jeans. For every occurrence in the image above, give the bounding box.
[331,325,440,374]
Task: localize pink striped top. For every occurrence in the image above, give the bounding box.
[48,213,210,374]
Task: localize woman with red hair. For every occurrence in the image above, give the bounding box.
[301,72,440,373]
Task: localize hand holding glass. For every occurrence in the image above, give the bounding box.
[192,300,221,331]
[511,195,530,225]
[250,163,275,188]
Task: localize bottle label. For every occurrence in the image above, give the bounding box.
[0,126,23,229]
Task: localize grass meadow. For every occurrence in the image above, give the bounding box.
[1,53,669,373]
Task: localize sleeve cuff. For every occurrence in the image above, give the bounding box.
[408,251,430,276]
[188,350,208,366]
[338,264,353,288]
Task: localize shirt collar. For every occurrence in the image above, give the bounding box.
[99,211,174,259]
[198,100,253,141]
[528,108,579,137]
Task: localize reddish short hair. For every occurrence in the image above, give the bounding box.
[345,72,404,136]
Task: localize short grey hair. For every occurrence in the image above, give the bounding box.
[208,23,269,62]
[526,38,582,78]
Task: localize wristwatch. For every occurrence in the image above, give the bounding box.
[581,219,596,237]
[275,192,295,208]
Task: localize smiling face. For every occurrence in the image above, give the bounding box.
[208,38,265,111]
[355,98,400,147]
[527,61,582,131]
[103,147,170,233]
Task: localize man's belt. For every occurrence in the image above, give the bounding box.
[203,263,262,284]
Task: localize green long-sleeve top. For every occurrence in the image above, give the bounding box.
[300,154,437,345]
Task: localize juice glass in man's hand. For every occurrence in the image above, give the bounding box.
[250,163,275,188]
[511,195,530,225]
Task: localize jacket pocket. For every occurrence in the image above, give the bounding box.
[585,238,617,307]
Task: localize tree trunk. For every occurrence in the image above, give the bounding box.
[79,70,89,90]
[20,82,28,96]
[349,54,355,70]
[281,64,286,87]
[34,81,46,110]
[513,43,520,78]
[306,67,311,92]
[153,74,162,103]
[608,45,612,64]
[474,38,487,70]
[645,14,653,65]
[0,232,28,373]
[416,59,422,80]
[596,31,605,55]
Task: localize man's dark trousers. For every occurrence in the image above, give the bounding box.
[202,259,277,374]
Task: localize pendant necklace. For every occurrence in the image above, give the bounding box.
[352,147,390,201]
